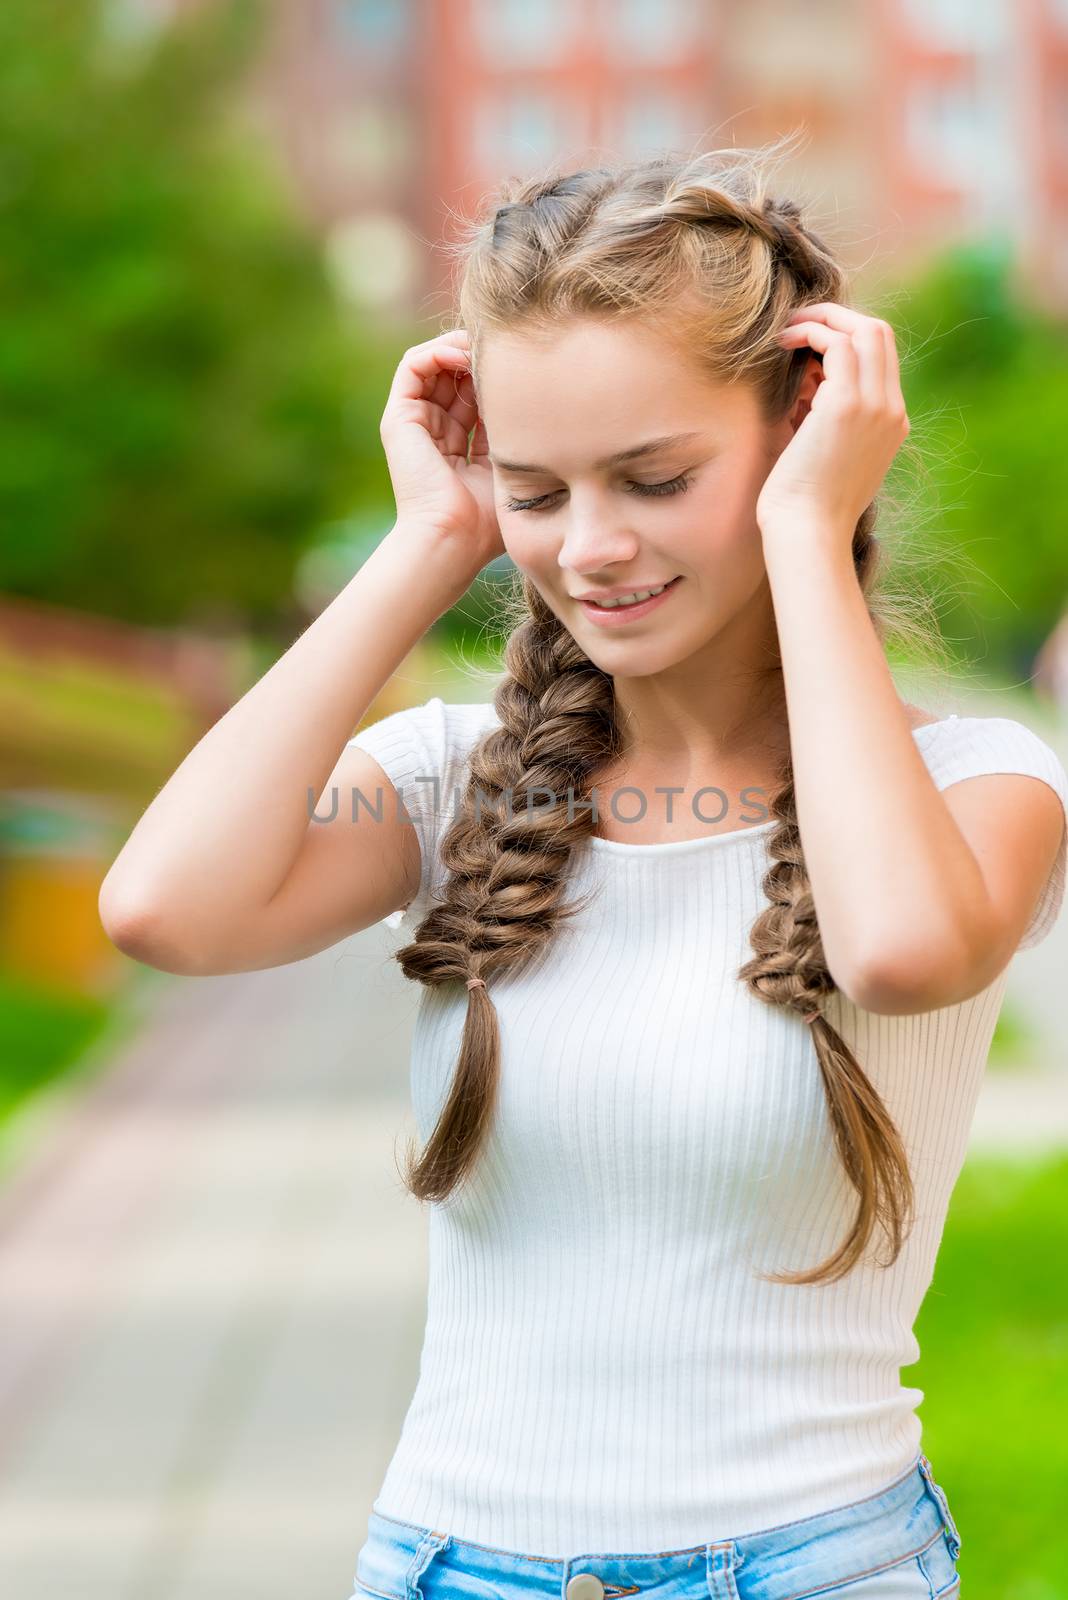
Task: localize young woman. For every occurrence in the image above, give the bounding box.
[100,143,1067,1598]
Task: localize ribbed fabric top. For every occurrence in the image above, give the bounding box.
[347,700,1067,1555]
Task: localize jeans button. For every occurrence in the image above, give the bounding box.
[566,1576,605,1600]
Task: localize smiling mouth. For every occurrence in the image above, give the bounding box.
[578,576,683,609]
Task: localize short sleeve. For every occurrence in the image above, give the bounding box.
[914,714,1068,949]
[346,697,496,932]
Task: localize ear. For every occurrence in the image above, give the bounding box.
[788,353,824,431]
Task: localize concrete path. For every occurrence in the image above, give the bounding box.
[0,929,427,1600]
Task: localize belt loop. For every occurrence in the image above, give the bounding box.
[405,1528,449,1600]
[705,1540,741,1600]
[918,1452,963,1559]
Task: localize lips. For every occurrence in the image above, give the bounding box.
[577,576,682,606]
[577,575,684,626]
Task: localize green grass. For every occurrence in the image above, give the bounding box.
[909,1151,1068,1596]
[988,997,1041,1071]
[0,963,171,1192]
[0,970,111,1119]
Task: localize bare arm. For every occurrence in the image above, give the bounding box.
[99,328,503,975]
[763,303,1064,1013]
[99,526,466,973]
[764,534,1064,1012]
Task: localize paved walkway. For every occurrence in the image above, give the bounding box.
[0,929,427,1600]
[0,680,1064,1599]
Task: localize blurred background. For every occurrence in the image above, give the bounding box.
[0,1,1066,1596]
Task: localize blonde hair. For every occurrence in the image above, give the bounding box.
[394,138,951,1286]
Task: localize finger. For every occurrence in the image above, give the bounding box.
[781,320,884,411]
[387,337,473,410]
[852,321,888,412]
[423,365,478,455]
[878,320,906,415]
[817,313,900,414]
[777,322,858,404]
[409,397,473,462]
[786,305,895,412]
[385,342,476,457]
[390,361,475,449]
[784,302,866,331]
[443,368,479,435]
[469,413,490,464]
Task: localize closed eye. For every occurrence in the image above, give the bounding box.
[504,472,694,514]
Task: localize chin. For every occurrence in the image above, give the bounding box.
[583,634,698,675]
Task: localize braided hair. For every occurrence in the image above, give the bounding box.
[393,136,935,1286]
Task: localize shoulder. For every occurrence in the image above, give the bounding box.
[910,711,1068,950]
[345,696,500,932]
[345,695,502,831]
[909,711,1067,804]
[347,696,499,773]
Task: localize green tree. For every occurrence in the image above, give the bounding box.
[0,0,388,629]
[893,243,1068,679]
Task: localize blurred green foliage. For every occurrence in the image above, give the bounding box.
[0,0,399,630]
[0,968,109,1121]
[911,1149,1068,1594]
[0,1,1064,679]
[988,996,1040,1072]
[894,243,1068,679]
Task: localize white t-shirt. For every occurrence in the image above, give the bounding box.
[347,699,1067,1555]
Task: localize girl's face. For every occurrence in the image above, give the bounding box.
[477,315,797,679]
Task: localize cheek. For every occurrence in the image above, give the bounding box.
[500,518,552,574]
[664,497,730,567]
[667,503,767,598]
[688,476,764,547]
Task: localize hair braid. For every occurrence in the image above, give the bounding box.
[396,579,617,1202]
[391,137,946,1282]
[736,508,917,1285]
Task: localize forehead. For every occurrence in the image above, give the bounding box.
[476,317,754,467]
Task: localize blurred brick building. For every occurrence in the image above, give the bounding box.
[118,0,1068,316]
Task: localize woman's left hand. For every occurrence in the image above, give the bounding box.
[755,303,910,546]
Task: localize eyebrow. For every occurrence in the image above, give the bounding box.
[489,430,704,474]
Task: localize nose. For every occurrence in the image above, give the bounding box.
[556,490,640,576]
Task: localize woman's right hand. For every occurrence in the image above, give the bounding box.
[379,328,505,568]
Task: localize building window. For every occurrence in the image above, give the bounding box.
[610,92,694,157]
[904,74,1011,203]
[906,79,977,178]
[334,0,411,56]
[899,0,1009,53]
[599,0,703,63]
[474,0,578,67]
[472,91,584,173]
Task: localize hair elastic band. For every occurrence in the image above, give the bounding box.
[803,1010,819,1024]
[466,976,486,991]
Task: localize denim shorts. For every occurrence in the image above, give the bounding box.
[347,1453,962,1600]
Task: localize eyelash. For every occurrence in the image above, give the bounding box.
[504,472,694,514]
